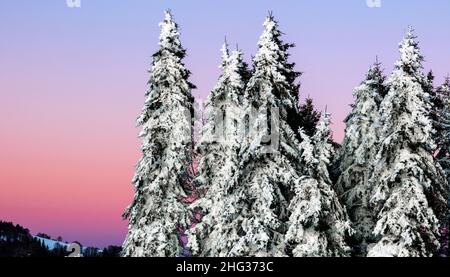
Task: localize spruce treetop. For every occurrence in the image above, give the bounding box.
[343,59,386,136]
[438,76,450,99]
[247,14,300,112]
[395,26,424,77]
[312,112,333,178]
[205,43,247,110]
[220,40,230,69]
[226,50,247,97]
[137,10,195,126]
[298,98,321,137]
[159,10,183,53]
[381,27,433,148]
[365,59,388,99]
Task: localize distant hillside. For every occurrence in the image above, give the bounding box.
[0,221,121,257]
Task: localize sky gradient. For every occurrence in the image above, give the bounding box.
[1,0,449,248]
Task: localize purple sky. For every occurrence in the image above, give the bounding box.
[0,0,449,247]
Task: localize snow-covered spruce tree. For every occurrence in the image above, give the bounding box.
[436,77,450,256]
[423,71,445,149]
[298,97,321,137]
[436,77,450,163]
[285,113,353,257]
[223,15,305,257]
[368,27,449,257]
[336,60,387,256]
[436,76,450,103]
[193,42,231,191]
[122,11,195,257]
[186,43,251,257]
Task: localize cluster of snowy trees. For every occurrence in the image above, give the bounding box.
[122,11,450,257]
[337,28,450,257]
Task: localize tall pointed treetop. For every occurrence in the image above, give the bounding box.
[395,26,424,76]
[159,10,182,52]
[312,112,334,178]
[437,76,450,99]
[298,97,321,137]
[380,26,432,148]
[247,13,300,112]
[220,40,230,69]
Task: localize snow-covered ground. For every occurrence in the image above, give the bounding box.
[34,236,103,254]
[34,236,69,250]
